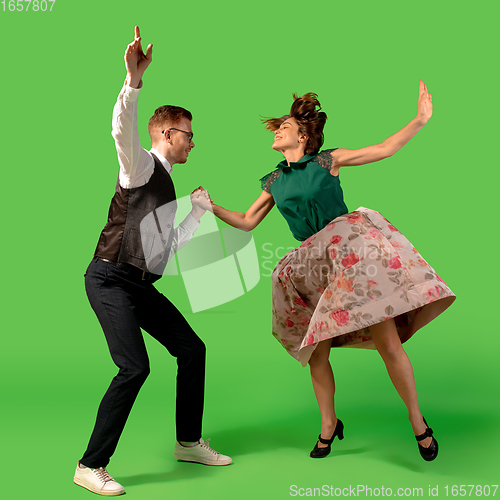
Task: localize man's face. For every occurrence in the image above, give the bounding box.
[166,117,195,165]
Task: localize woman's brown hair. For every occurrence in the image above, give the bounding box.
[262,93,327,156]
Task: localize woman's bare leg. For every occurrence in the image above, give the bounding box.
[308,338,338,448]
[369,318,432,448]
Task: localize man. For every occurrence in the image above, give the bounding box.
[74,26,231,497]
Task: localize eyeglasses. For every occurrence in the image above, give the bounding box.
[162,128,194,143]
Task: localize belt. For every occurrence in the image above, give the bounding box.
[96,257,158,282]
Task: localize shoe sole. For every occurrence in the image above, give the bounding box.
[173,452,232,466]
[74,477,125,496]
[310,451,331,458]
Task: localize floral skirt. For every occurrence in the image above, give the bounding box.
[271,207,456,366]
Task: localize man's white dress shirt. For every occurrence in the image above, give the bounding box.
[111,84,199,260]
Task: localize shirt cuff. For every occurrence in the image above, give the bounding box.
[122,84,141,103]
[180,212,201,233]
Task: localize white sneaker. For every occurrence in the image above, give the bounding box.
[73,461,125,496]
[174,438,232,466]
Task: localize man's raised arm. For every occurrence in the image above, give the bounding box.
[112,26,154,189]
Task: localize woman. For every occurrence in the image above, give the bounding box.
[211,81,455,461]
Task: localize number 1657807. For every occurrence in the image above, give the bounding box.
[2,0,56,11]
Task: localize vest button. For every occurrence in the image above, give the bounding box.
[167,224,171,228]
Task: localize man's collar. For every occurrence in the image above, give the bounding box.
[150,148,172,174]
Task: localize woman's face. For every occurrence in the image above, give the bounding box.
[272,117,305,152]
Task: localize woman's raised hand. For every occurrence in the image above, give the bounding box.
[417,80,433,124]
[125,26,153,89]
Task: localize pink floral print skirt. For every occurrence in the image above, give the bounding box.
[271,207,456,366]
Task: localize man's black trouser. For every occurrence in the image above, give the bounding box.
[81,257,205,468]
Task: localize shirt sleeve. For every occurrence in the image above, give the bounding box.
[166,212,200,261]
[313,149,338,174]
[259,169,282,193]
[112,84,155,189]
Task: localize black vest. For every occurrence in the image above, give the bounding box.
[94,154,177,274]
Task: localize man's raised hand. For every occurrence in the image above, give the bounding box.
[125,26,153,89]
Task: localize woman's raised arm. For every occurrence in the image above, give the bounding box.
[212,190,275,231]
[329,80,433,174]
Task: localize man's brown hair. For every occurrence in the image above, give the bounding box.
[148,105,193,142]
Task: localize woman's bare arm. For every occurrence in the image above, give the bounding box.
[329,80,433,174]
[212,190,275,231]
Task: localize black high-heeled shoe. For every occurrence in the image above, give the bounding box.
[415,417,438,461]
[310,419,344,458]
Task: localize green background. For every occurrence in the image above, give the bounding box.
[1,0,498,498]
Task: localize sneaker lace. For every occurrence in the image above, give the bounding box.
[92,467,114,483]
[200,438,219,456]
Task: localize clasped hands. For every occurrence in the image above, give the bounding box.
[190,187,213,221]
